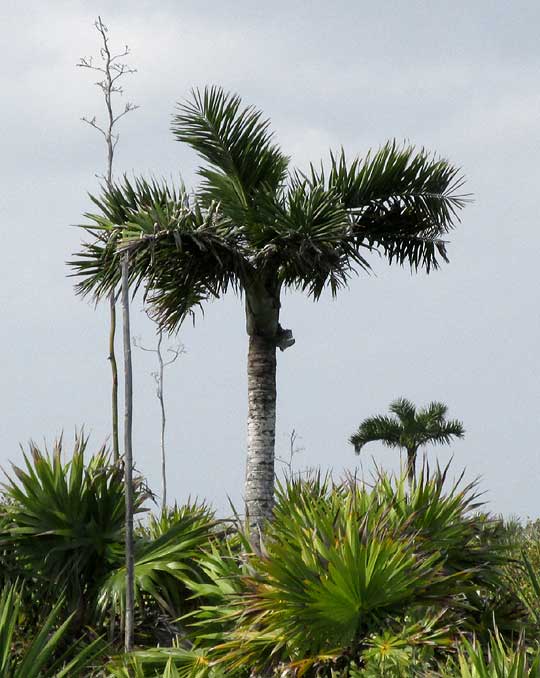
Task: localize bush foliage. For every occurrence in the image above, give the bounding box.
[0,444,538,677]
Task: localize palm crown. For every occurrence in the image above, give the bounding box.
[350,397,465,482]
[70,86,468,531]
[71,86,466,329]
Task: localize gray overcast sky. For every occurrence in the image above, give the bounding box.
[1,0,539,517]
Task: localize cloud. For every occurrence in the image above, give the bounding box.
[2,0,540,517]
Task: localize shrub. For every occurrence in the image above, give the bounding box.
[187,468,522,676]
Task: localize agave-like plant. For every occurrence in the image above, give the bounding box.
[0,434,150,626]
[144,502,215,540]
[1,441,221,647]
[0,584,105,677]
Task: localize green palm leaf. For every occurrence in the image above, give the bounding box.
[69,178,250,331]
[318,143,469,271]
[98,505,216,620]
[172,86,289,205]
[70,87,469,333]
[193,468,504,675]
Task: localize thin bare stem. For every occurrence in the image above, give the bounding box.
[109,294,119,460]
[276,428,305,478]
[121,254,134,653]
[134,317,184,511]
[78,16,138,649]
[78,18,138,461]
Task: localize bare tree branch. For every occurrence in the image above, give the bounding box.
[77,15,137,187]
[134,311,185,510]
[276,428,305,478]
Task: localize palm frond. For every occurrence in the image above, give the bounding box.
[349,415,402,453]
[68,176,184,301]
[0,584,105,678]
[137,217,248,331]
[423,421,465,447]
[422,401,449,421]
[201,467,502,675]
[69,177,250,331]
[250,178,369,299]
[98,507,216,620]
[172,86,289,208]
[415,402,465,446]
[318,143,469,272]
[389,397,417,423]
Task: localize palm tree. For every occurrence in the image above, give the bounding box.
[350,397,465,482]
[70,87,468,537]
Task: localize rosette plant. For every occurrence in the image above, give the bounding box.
[70,86,467,536]
[0,434,148,627]
[183,468,512,677]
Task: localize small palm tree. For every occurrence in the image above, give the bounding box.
[350,397,465,482]
[70,87,468,536]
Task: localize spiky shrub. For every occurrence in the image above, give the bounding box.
[1,434,149,624]
[0,498,25,586]
[0,584,105,677]
[500,518,540,631]
[440,633,540,678]
[1,440,220,648]
[370,469,530,643]
[187,468,519,677]
[144,502,215,540]
[107,645,223,678]
[97,501,217,646]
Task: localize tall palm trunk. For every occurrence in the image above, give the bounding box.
[245,332,277,540]
[244,280,293,545]
[406,447,417,486]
